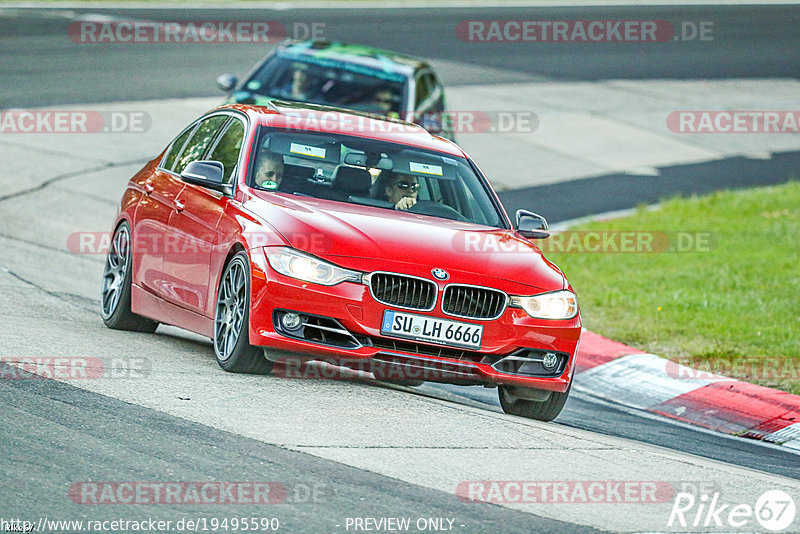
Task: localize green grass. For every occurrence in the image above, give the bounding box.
[547,182,800,394]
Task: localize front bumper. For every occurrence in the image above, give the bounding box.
[248,249,582,392]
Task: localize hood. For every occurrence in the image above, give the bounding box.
[244,192,565,294]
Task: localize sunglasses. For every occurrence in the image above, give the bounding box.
[394,181,420,192]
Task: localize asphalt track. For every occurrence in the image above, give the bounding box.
[2,4,800,533]
[1,367,591,534]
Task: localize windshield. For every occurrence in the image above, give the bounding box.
[249,128,505,228]
[243,52,407,115]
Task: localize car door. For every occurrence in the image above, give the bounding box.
[132,123,194,294]
[162,113,246,316]
[140,114,228,309]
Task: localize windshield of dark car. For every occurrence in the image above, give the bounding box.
[243,52,406,115]
[249,128,505,228]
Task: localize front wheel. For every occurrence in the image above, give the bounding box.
[498,383,571,422]
[214,252,273,374]
[100,221,158,333]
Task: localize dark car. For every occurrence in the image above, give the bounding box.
[216,40,453,139]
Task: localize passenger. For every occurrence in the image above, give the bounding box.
[277,63,314,100]
[255,151,284,190]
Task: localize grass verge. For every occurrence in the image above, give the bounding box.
[547,181,800,394]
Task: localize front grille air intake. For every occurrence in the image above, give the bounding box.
[368,272,437,311]
[442,285,507,320]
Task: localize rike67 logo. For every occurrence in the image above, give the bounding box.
[669,489,796,531]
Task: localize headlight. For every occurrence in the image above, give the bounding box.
[510,290,578,320]
[264,247,362,286]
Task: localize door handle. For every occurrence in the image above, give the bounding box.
[144,183,154,195]
[174,199,185,212]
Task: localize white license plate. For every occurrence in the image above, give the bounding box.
[381,310,483,350]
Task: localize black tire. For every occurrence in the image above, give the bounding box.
[101,221,159,333]
[214,252,273,374]
[498,383,571,422]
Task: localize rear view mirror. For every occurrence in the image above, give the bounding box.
[343,151,368,167]
[516,209,550,239]
[216,73,238,92]
[343,151,394,170]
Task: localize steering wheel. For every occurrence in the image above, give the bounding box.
[408,200,468,222]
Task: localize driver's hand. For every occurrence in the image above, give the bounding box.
[395,197,417,211]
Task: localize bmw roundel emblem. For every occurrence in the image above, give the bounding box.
[432,268,449,280]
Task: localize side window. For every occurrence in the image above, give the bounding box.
[458,182,486,225]
[426,177,443,203]
[207,119,246,184]
[414,73,433,109]
[414,73,445,134]
[173,115,230,175]
[162,125,195,172]
[428,75,444,114]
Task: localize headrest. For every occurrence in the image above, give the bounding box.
[332,166,372,195]
[276,164,315,192]
[284,164,315,180]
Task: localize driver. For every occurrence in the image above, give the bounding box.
[381,171,419,211]
[276,63,314,100]
[370,88,396,114]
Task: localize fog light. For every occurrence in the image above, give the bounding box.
[542,352,559,371]
[281,312,302,331]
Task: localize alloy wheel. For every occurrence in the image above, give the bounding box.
[101,224,130,319]
[215,258,247,361]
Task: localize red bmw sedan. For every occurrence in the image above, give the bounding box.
[101,102,581,421]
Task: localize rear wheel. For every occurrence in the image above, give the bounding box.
[498,383,571,422]
[101,221,158,333]
[214,252,273,374]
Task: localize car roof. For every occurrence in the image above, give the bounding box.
[219,102,467,158]
[275,40,427,78]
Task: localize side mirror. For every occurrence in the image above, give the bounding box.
[216,73,238,92]
[516,209,550,239]
[181,160,232,196]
